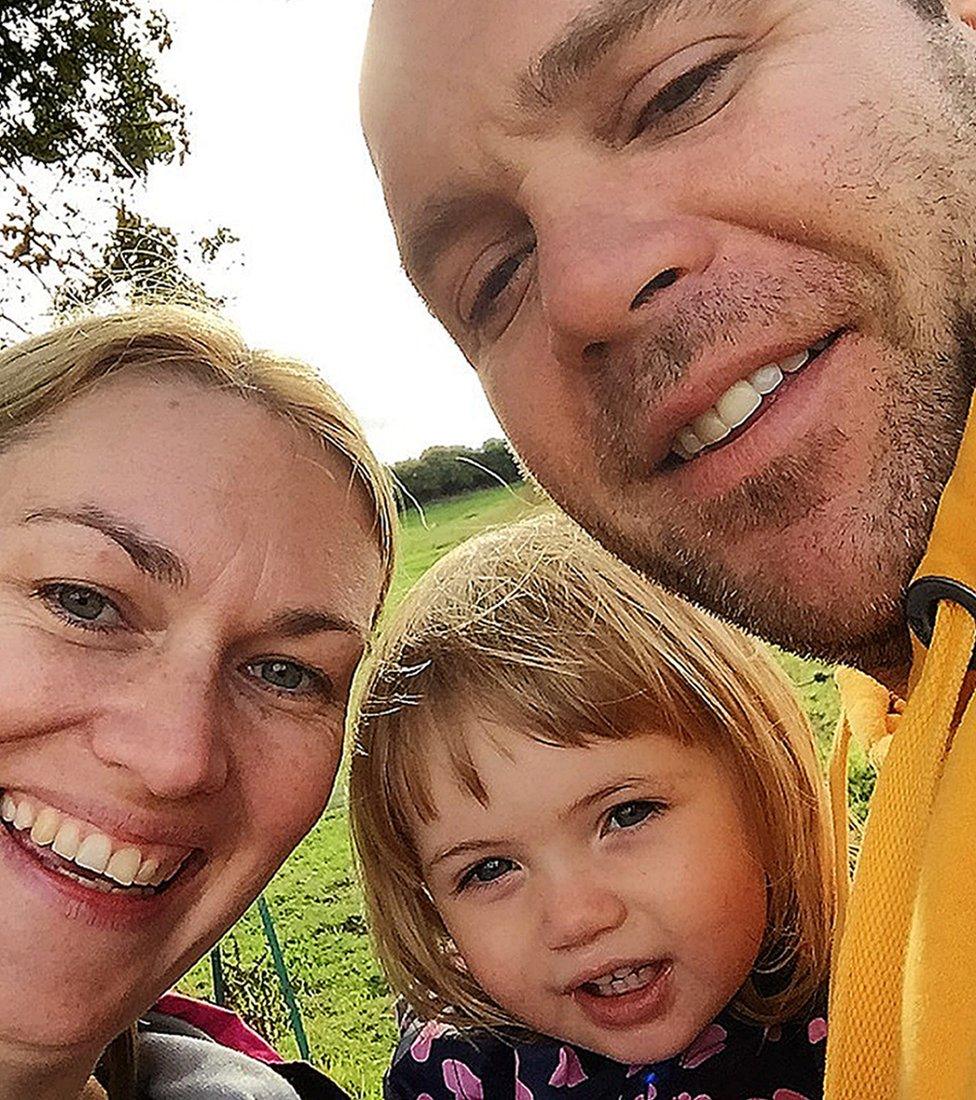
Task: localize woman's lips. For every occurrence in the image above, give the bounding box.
[571,960,673,1031]
[0,807,204,928]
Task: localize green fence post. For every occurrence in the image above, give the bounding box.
[210,944,226,1006]
[257,894,311,1061]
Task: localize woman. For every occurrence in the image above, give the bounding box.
[0,306,397,1099]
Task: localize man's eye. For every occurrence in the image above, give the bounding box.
[37,583,122,632]
[467,242,535,329]
[629,53,737,141]
[605,799,666,832]
[458,857,517,891]
[244,657,333,700]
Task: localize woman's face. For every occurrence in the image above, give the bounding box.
[0,375,385,1053]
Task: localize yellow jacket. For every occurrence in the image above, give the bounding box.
[826,395,976,1097]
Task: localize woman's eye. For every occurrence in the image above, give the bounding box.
[458,857,517,891]
[629,53,737,141]
[466,241,535,330]
[37,583,123,632]
[606,799,665,832]
[244,658,333,700]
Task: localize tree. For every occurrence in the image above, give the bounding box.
[0,1,233,339]
[392,438,523,508]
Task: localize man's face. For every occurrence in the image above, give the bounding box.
[363,0,976,668]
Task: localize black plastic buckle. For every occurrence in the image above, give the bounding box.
[905,576,976,669]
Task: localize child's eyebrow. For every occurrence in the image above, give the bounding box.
[427,838,510,871]
[561,777,648,819]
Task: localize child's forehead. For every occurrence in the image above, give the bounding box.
[420,716,710,811]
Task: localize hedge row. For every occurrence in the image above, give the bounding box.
[391,438,522,508]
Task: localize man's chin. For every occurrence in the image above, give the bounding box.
[592,518,915,670]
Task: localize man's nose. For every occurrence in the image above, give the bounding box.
[540,872,627,952]
[535,207,717,368]
[90,651,229,800]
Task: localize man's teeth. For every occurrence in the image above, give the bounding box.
[1,791,183,889]
[586,963,658,998]
[671,348,813,461]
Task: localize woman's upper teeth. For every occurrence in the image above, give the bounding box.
[671,347,814,461]
[1,791,189,888]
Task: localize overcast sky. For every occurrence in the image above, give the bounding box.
[139,0,502,463]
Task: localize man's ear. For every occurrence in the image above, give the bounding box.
[947,0,976,30]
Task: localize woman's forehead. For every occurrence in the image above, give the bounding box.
[0,374,384,631]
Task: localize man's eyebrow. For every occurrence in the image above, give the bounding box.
[517,0,742,113]
[399,190,495,290]
[23,506,189,587]
[263,607,366,642]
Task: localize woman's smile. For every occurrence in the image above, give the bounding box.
[1,788,198,901]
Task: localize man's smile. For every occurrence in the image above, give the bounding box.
[667,331,844,465]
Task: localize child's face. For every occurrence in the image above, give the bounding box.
[416,722,768,1064]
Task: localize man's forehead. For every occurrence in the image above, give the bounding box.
[363,0,760,234]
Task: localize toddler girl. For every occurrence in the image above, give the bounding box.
[350,514,833,1100]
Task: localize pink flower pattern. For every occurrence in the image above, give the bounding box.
[442,1059,483,1100]
[548,1046,588,1087]
[389,992,826,1100]
[679,1023,728,1069]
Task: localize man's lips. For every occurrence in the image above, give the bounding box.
[644,328,848,473]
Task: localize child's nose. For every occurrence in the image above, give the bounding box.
[540,877,627,952]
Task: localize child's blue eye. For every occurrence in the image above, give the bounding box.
[459,857,517,891]
[606,800,665,832]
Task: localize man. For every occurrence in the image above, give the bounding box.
[362,0,976,689]
[363,7,976,1091]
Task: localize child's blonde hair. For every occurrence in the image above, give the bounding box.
[350,513,833,1034]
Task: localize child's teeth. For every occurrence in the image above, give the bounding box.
[1,793,16,822]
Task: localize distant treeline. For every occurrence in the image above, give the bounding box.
[391,438,522,508]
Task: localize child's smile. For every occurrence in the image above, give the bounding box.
[416,722,768,1064]
[570,958,673,1031]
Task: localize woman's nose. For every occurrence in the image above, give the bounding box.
[90,654,229,800]
[540,873,628,952]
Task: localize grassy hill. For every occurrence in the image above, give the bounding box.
[178,484,865,1097]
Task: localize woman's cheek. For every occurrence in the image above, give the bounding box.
[236,726,342,857]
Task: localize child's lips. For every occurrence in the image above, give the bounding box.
[571,960,674,1031]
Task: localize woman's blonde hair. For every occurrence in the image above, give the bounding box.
[350,512,833,1034]
[0,305,397,1100]
[0,304,397,615]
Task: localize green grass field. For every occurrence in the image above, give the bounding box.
[177,484,869,1097]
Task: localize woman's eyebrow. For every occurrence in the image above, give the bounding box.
[263,607,366,641]
[22,506,189,587]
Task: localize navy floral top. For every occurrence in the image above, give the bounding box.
[384,988,827,1100]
